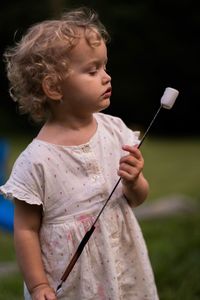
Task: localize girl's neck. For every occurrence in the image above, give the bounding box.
[36,114,97,146]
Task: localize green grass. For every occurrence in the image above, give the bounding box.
[142,137,200,200]
[1,135,200,299]
[0,231,23,300]
[0,273,23,300]
[140,213,200,300]
[0,232,16,261]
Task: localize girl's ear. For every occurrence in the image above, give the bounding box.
[42,75,63,101]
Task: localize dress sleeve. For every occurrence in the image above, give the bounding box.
[0,150,43,206]
[126,128,141,146]
[96,112,141,147]
[110,114,141,146]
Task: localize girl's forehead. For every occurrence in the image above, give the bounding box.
[69,36,107,64]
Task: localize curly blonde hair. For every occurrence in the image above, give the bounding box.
[4,7,110,123]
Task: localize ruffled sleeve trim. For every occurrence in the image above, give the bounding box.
[0,185,43,206]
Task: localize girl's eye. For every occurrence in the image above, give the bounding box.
[89,69,97,75]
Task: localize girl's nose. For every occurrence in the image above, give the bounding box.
[102,70,111,84]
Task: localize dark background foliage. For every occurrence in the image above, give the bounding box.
[0,0,199,136]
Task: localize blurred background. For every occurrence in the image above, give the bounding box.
[1,0,200,136]
[0,0,200,299]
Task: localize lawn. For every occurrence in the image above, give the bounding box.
[0,135,200,299]
[142,137,200,200]
[141,213,200,300]
[0,232,23,300]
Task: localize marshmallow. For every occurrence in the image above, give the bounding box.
[160,87,179,109]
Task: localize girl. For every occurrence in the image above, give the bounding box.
[0,7,159,300]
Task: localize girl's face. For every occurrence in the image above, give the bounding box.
[60,35,112,117]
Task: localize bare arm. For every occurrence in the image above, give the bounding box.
[118,145,149,207]
[14,199,57,300]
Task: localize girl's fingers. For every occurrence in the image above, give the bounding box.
[120,147,144,168]
[118,145,144,181]
[120,155,139,166]
[122,144,141,159]
[118,163,142,179]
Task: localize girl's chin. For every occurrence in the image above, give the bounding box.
[100,98,110,109]
[93,98,110,113]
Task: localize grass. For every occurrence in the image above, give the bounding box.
[1,134,200,299]
[141,213,200,299]
[142,137,200,200]
[0,231,23,300]
[0,273,23,300]
[0,232,16,261]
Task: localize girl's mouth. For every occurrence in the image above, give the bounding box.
[102,87,112,98]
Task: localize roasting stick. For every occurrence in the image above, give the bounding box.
[56,87,179,294]
[139,87,179,147]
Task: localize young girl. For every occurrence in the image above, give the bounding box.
[0,7,159,300]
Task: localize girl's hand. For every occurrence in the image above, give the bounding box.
[118,144,149,207]
[118,144,144,187]
[31,283,57,300]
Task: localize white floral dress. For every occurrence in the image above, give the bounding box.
[0,113,159,299]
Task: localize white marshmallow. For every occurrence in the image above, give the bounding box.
[160,87,179,109]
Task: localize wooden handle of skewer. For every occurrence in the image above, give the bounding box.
[60,225,95,282]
